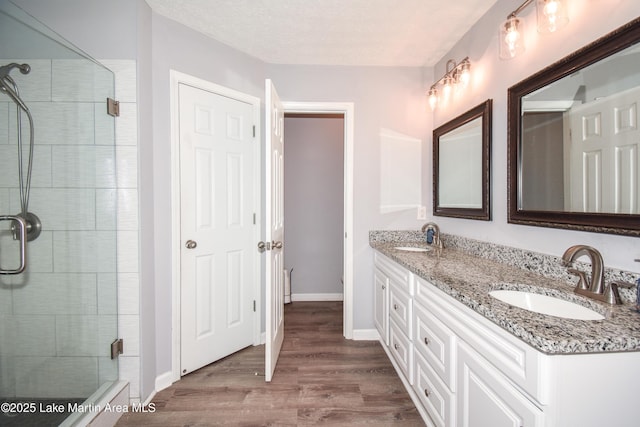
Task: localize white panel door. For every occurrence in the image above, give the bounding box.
[179,83,256,375]
[264,79,285,382]
[569,87,640,213]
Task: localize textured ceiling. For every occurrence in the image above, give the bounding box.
[145,0,498,67]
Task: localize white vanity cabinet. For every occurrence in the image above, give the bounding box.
[374,252,414,382]
[413,273,545,427]
[373,250,640,427]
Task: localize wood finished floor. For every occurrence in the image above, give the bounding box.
[117,301,424,426]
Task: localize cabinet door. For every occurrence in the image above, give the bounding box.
[457,341,544,427]
[374,267,389,345]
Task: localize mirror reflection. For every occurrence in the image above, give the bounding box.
[520,43,640,214]
[434,99,492,220]
[508,17,640,236]
[438,117,483,208]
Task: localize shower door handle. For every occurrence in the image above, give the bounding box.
[0,215,27,274]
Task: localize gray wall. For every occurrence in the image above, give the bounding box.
[284,115,345,296]
[149,13,267,378]
[268,64,432,330]
[430,0,640,272]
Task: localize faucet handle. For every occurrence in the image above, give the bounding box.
[568,268,589,290]
[604,282,624,305]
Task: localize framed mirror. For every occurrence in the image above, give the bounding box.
[434,99,492,220]
[508,17,640,236]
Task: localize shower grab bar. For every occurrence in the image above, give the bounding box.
[0,215,27,274]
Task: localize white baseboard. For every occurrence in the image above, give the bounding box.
[155,371,174,393]
[352,329,379,341]
[142,390,157,407]
[291,293,343,301]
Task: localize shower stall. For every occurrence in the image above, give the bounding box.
[0,1,119,425]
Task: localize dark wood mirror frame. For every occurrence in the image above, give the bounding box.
[508,17,640,237]
[434,99,492,220]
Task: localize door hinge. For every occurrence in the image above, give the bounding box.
[110,338,124,359]
[253,125,256,138]
[253,300,256,312]
[107,98,120,117]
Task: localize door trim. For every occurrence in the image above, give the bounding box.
[169,70,262,382]
[282,101,355,339]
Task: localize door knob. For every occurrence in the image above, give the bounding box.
[185,240,197,249]
[272,240,283,249]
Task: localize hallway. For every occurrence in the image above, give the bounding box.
[118,301,423,426]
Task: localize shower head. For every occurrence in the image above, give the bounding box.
[0,63,31,77]
[0,63,31,111]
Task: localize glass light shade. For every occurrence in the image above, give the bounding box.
[442,75,453,100]
[536,0,568,33]
[458,62,471,87]
[499,16,525,60]
[428,87,438,110]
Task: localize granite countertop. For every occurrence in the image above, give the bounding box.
[371,241,640,355]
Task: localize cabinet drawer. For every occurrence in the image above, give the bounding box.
[389,285,412,337]
[414,301,456,390]
[389,319,413,384]
[413,350,455,427]
[375,252,412,295]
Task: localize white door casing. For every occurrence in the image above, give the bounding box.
[170,71,261,384]
[282,101,355,340]
[264,79,285,382]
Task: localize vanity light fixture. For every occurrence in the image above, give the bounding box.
[427,57,471,110]
[499,0,569,60]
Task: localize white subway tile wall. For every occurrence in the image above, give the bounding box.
[0,58,140,400]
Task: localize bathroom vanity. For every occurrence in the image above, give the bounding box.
[371,233,640,427]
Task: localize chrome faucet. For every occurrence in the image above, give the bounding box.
[562,245,628,305]
[421,222,443,249]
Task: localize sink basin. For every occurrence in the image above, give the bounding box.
[489,290,605,320]
[394,246,431,253]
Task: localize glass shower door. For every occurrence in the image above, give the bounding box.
[0,2,119,425]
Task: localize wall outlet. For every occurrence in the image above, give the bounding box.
[417,206,427,220]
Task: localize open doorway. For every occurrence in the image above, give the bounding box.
[282,101,354,339]
[283,113,345,302]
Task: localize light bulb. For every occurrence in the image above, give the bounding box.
[537,0,568,33]
[458,62,471,88]
[499,16,524,60]
[544,1,559,32]
[505,23,520,57]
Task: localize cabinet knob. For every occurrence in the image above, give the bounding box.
[424,389,430,398]
[393,303,398,310]
[394,343,399,350]
[424,337,430,345]
[382,284,386,290]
